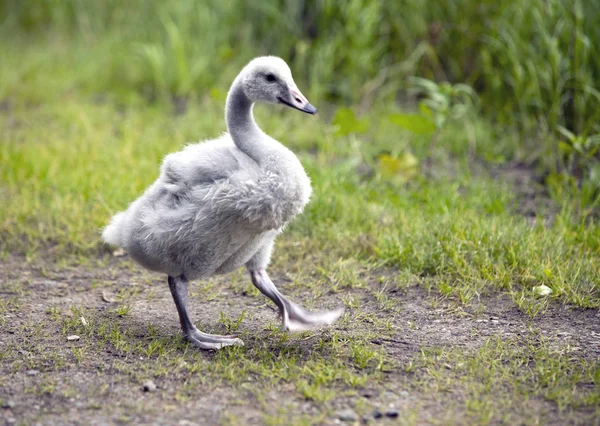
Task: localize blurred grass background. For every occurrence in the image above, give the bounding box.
[2,0,598,126]
[1,0,599,308]
[2,0,599,179]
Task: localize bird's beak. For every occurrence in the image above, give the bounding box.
[278,87,317,115]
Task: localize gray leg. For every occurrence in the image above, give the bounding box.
[168,275,244,349]
[249,269,344,332]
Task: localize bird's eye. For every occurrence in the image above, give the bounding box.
[265,73,277,83]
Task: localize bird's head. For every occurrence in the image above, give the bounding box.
[239,56,317,115]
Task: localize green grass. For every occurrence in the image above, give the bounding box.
[409,335,600,424]
[1,89,599,308]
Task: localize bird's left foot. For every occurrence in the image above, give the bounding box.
[281,300,344,332]
[250,269,344,332]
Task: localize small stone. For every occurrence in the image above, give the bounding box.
[142,380,157,392]
[372,409,383,419]
[534,284,552,296]
[6,417,16,424]
[3,400,15,409]
[337,409,358,422]
[385,408,400,418]
[102,291,116,303]
[399,390,409,397]
[67,335,80,342]
[360,389,376,398]
[26,369,39,376]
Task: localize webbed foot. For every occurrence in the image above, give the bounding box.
[185,328,244,350]
[250,269,344,332]
[169,275,244,350]
[281,300,344,332]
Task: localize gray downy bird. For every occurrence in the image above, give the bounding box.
[102,56,344,349]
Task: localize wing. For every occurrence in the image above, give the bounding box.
[159,135,253,189]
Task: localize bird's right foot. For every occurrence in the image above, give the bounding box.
[184,328,244,350]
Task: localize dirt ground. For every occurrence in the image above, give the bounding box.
[1,250,599,426]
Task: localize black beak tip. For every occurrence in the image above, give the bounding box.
[278,96,317,115]
[303,103,318,115]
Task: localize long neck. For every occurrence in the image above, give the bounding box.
[225,80,267,162]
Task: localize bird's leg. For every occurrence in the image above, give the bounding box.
[168,275,244,349]
[249,269,344,332]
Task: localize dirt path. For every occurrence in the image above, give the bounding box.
[1,255,599,425]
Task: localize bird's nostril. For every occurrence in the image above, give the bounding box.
[294,97,301,103]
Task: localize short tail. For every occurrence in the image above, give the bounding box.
[102,212,126,247]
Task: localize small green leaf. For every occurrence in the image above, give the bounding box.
[557,125,576,142]
[377,151,419,184]
[419,103,433,117]
[333,108,369,136]
[558,141,573,154]
[388,113,436,134]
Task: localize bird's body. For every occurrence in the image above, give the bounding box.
[103,133,310,279]
[102,56,342,349]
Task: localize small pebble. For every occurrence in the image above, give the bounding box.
[372,409,383,419]
[3,400,15,409]
[26,369,39,376]
[360,389,376,398]
[385,409,400,418]
[142,380,157,392]
[534,284,552,296]
[67,335,80,342]
[337,409,358,422]
[102,291,116,303]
